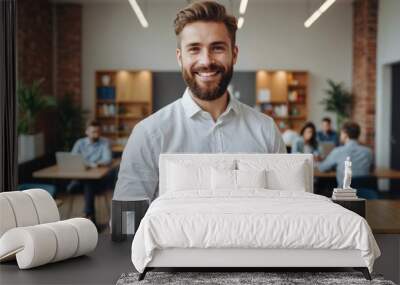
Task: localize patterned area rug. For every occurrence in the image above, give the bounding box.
[116,271,396,285]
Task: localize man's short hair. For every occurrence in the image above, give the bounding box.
[341,121,361,139]
[322,117,331,124]
[174,1,237,47]
[87,120,100,129]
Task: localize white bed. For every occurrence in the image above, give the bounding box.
[131,154,380,280]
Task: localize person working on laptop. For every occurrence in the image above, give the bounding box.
[318,121,372,187]
[113,1,286,201]
[317,117,339,146]
[67,120,112,223]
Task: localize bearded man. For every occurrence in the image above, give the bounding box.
[113,1,285,200]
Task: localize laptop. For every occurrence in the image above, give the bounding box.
[56,152,87,172]
[319,142,336,159]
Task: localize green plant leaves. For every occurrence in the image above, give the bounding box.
[17,79,56,134]
[320,79,353,128]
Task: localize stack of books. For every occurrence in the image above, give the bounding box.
[332,188,358,200]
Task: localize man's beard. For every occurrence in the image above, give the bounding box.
[182,62,233,101]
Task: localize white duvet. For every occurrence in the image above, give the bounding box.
[131,190,380,273]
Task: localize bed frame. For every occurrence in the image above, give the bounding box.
[138,154,371,281]
[140,248,370,280]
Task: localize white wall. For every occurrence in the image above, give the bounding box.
[82,0,353,125]
[375,0,400,169]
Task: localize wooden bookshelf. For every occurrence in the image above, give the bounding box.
[95,70,153,152]
[256,70,308,132]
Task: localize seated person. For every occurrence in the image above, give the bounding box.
[317,117,339,146]
[291,122,319,155]
[67,120,112,223]
[318,121,372,187]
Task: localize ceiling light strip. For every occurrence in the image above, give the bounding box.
[304,0,336,28]
[128,0,149,28]
[239,0,248,15]
[238,17,245,29]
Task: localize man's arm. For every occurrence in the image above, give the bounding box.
[318,149,339,172]
[113,122,160,200]
[271,123,287,153]
[71,139,81,154]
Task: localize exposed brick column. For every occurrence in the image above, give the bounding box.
[17,0,56,152]
[352,0,378,147]
[17,0,53,95]
[55,4,82,104]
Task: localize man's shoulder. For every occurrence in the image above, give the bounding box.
[75,137,88,146]
[134,98,183,134]
[356,143,372,155]
[99,137,111,145]
[326,145,347,159]
[237,101,275,124]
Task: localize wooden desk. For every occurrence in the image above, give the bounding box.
[112,145,125,153]
[314,170,336,178]
[373,168,400,179]
[33,159,120,180]
[314,167,400,179]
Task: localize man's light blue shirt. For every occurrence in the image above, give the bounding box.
[114,88,286,200]
[318,139,372,187]
[71,137,112,165]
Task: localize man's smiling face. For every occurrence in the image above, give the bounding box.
[176,21,238,101]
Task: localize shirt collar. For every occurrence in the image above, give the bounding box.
[84,137,100,146]
[345,139,358,146]
[181,88,240,119]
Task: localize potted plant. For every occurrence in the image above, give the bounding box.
[320,79,353,129]
[17,79,56,163]
[55,93,88,151]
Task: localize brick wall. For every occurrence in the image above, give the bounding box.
[17,0,55,152]
[352,0,378,147]
[17,1,82,153]
[17,0,53,94]
[56,4,82,103]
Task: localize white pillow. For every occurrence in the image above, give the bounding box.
[238,160,307,191]
[211,168,236,190]
[266,164,306,191]
[167,160,235,191]
[211,169,267,190]
[237,169,267,188]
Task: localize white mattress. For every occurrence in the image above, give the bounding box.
[131,190,380,273]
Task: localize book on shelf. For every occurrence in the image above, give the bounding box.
[97,86,116,100]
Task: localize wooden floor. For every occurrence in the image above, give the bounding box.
[366,200,400,234]
[57,189,113,233]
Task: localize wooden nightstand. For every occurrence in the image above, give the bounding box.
[331,198,366,218]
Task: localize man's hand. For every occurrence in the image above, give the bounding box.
[88,162,98,168]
